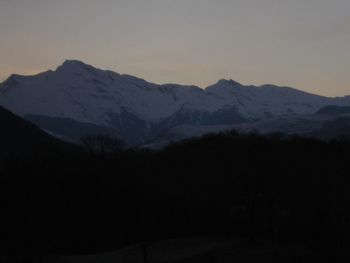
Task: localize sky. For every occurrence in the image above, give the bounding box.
[0,0,349,97]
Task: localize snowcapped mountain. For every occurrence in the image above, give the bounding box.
[0,60,349,144]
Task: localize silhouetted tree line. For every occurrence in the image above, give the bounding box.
[1,131,350,261]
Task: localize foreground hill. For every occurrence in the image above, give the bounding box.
[1,60,349,144]
[0,106,79,159]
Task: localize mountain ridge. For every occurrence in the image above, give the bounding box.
[3,59,340,96]
[1,60,349,144]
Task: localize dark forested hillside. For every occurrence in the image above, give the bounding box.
[0,106,80,160]
[1,130,350,261]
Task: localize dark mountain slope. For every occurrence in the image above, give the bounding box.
[0,106,79,160]
[316,105,350,115]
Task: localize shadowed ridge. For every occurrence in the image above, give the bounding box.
[0,105,79,159]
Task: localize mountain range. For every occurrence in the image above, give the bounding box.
[1,60,350,146]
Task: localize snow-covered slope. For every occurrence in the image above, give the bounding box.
[0,60,349,144]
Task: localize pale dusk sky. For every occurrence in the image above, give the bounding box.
[1,0,350,96]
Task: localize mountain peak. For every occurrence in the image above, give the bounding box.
[62,59,88,67]
[56,59,96,73]
[205,79,243,92]
[0,74,21,91]
[216,79,242,87]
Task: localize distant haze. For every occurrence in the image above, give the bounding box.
[1,0,349,97]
